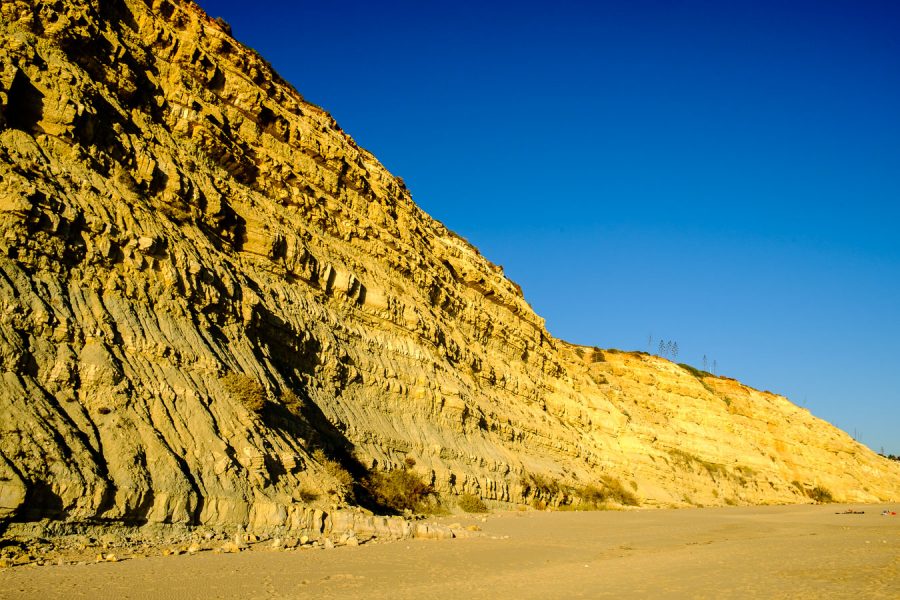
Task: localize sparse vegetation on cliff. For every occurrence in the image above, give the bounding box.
[312,449,353,491]
[678,363,714,380]
[279,388,305,417]
[220,373,267,412]
[667,449,727,480]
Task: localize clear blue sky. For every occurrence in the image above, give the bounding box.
[198,1,900,454]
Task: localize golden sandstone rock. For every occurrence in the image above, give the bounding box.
[0,0,896,537]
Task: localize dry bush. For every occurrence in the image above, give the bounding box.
[312,449,353,489]
[577,485,607,506]
[458,493,488,513]
[520,473,565,498]
[520,473,581,509]
[368,466,434,513]
[791,481,833,503]
[601,477,639,506]
[295,488,319,503]
[213,16,232,35]
[576,478,639,508]
[280,388,304,417]
[220,373,266,412]
[808,485,833,503]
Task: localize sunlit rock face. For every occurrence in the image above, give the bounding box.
[0,0,896,529]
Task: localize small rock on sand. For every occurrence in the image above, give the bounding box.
[219,542,241,554]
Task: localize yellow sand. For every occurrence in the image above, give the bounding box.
[2,503,897,599]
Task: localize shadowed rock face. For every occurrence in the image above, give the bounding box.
[0,0,897,530]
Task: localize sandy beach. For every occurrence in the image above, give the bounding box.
[1,503,897,599]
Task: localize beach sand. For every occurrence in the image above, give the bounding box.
[1,503,897,599]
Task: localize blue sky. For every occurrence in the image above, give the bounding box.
[199,1,900,454]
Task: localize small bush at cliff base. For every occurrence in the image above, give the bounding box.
[603,477,639,506]
[458,493,488,513]
[312,449,353,490]
[575,485,602,507]
[520,473,564,501]
[576,478,639,507]
[791,481,834,503]
[808,485,833,503]
[367,467,434,513]
[220,373,266,412]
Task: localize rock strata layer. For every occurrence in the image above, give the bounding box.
[0,0,897,532]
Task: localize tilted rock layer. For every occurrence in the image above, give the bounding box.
[0,0,897,530]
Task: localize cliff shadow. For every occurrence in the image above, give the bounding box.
[245,304,375,489]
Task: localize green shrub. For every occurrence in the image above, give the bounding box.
[221,373,266,412]
[678,363,714,380]
[458,493,488,513]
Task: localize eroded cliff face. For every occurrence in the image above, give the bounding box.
[0,0,897,530]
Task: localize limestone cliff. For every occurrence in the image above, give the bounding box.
[0,0,897,531]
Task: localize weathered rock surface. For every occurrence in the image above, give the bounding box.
[0,0,897,535]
